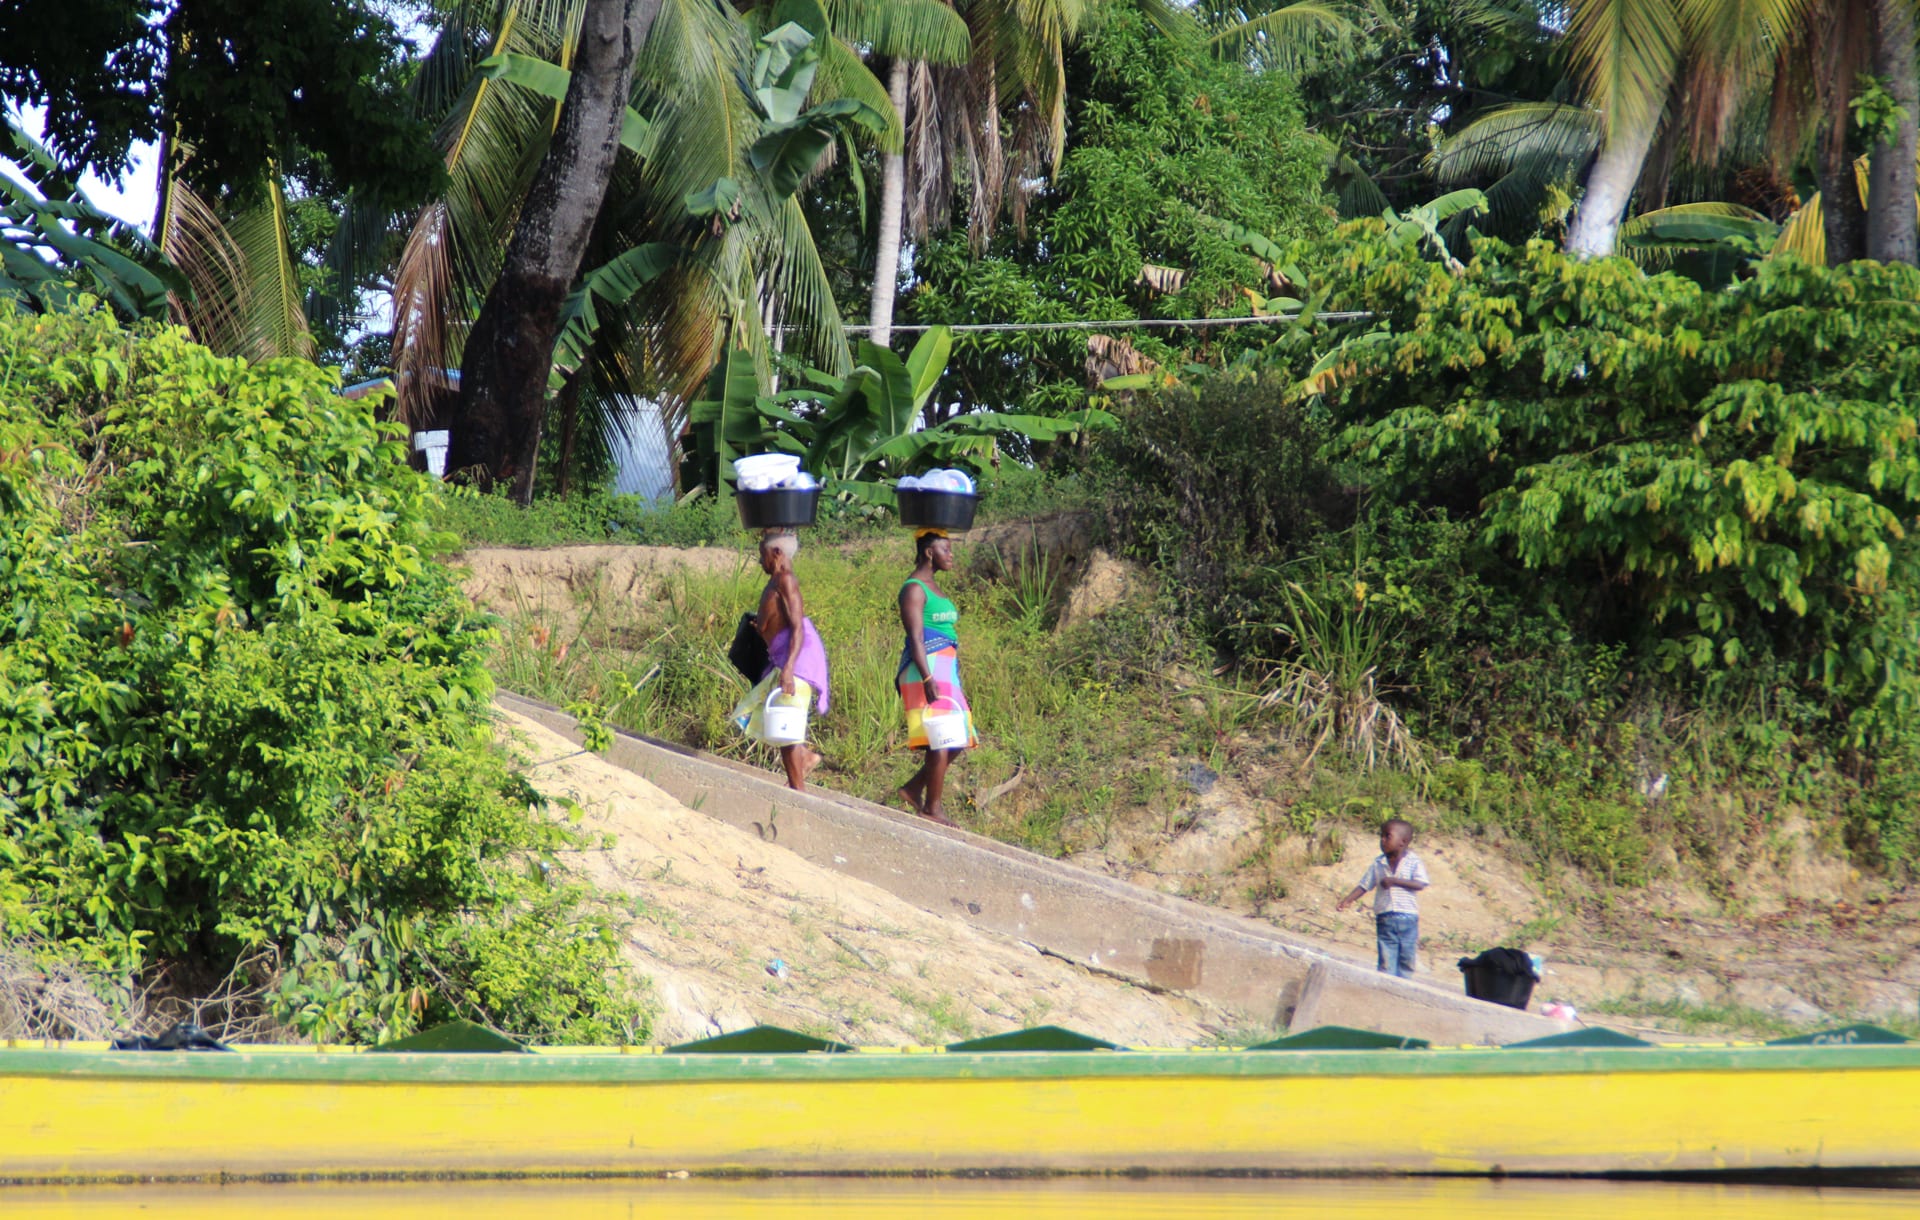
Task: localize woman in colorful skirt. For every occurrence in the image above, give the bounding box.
[897,528,976,826]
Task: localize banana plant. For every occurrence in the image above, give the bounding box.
[686,325,1115,501]
[682,19,890,222]
[1,116,180,320]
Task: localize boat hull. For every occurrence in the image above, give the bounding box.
[2,1044,1917,1181]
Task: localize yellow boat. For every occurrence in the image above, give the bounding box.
[1,1178,1913,1220]
[2,1023,1917,1183]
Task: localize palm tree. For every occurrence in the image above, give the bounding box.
[868,0,1105,347]
[324,0,884,496]
[452,0,660,500]
[1865,0,1917,264]
[852,1,973,348]
[1432,0,1915,262]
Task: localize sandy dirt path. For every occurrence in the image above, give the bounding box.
[498,706,1232,1047]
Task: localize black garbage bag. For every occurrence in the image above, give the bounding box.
[110,1021,232,1052]
[728,613,769,681]
[1456,947,1539,1010]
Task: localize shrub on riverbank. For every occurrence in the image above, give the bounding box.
[0,307,649,1043]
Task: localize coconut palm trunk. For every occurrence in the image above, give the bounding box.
[1564,120,1661,257]
[1818,125,1870,265]
[868,57,911,350]
[449,0,663,503]
[1867,0,1919,265]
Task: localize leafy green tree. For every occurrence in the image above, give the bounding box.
[0,306,647,1043]
[909,1,1329,413]
[1308,231,1920,738]
[0,0,439,204]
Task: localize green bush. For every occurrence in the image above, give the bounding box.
[0,307,648,1043]
[1096,371,1337,647]
[1319,236,1920,743]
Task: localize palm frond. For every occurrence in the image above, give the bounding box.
[1565,0,1684,139]
[1206,1,1360,72]
[1771,193,1824,262]
[389,202,459,430]
[768,194,851,376]
[160,166,314,362]
[830,0,971,63]
[1434,103,1604,183]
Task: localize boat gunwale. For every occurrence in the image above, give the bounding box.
[2,1043,1918,1084]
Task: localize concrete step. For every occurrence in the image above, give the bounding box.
[498,691,1573,1045]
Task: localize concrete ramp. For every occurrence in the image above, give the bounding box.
[498,691,1573,1045]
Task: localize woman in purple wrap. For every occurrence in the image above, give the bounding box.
[730,531,830,790]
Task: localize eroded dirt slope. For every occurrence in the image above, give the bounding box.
[499,707,1229,1047]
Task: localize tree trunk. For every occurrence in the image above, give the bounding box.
[868,58,910,351]
[555,367,584,497]
[1819,121,1869,265]
[1564,120,1660,258]
[1867,0,1919,265]
[447,0,662,504]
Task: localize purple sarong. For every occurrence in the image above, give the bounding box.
[764,617,831,713]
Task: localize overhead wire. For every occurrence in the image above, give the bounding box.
[832,311,1375,335]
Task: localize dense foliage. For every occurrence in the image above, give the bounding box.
[0,0,439,203]
[1101,230,1920,870]
[909,3,1331,415]
[1320,235,1920,733]
[0,307,647,1042]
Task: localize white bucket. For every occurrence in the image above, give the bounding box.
[413,429,450,479]
[760,688,808,746]
[923,700,969,751]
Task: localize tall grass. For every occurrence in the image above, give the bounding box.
[486,538,1184,854]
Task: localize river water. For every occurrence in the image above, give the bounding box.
[3,1178,1913,1218]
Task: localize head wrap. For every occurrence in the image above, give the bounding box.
[913,528,949,541]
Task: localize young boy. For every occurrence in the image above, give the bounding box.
[1336,818,1431,978]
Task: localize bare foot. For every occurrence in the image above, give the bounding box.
[921,807,957,828]
[897,783,926,816]
[798,748,821,784]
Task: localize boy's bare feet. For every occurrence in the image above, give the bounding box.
[921,807,957,828]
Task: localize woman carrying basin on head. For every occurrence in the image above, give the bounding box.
[897,528,976,826]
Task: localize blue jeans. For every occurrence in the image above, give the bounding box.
[1376,912,1419,978]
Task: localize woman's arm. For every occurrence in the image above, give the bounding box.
[899,583,937,702]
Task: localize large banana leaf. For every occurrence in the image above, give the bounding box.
[474,52,657,155]
[0,117,179,320]
[1621,201,1777,246]
[550,241,680,380]
[685,345,770,491]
